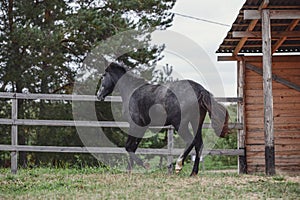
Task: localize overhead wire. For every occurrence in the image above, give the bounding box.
[173,12,231,27]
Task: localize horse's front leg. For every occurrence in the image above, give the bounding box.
[125,132,149,171]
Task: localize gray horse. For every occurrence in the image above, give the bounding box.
[97,62,229,176]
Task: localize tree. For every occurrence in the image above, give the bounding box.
[0,0,176,167]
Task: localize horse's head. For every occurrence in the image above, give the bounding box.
[97,62,126,101]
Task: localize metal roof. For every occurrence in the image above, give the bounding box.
[217,0,300,54]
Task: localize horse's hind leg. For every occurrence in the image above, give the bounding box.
[175,123,194,173]
[190,131,203,176]
[190,108,206,176]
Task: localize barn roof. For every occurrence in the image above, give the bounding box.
[216,0,300,54]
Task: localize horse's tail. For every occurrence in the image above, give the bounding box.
[200,90,229,138]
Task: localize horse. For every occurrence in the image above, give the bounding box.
[97,62,229,176]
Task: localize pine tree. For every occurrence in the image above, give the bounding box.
[0,0,176,167]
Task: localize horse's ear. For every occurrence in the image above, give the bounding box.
[105,62,127,74]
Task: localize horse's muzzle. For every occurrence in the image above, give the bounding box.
[97,95,105,101]
[96,90,105,101]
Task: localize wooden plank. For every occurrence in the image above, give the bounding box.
[0,92,241,103]
[247,138,300,145]
[0,119,243,130]
[247,159,300,166]
[245,96,300,104]
[245,63,300,92]
[232,31,300,38]
[244,10,300,20]
[246,132,300,140]
[246,131,300,139]
[271,71,300,79]
[0,145,245,156]
[246,116,300,125]
[246,81,297,90]
[245,103,300,112]
[222,43,300,48]
[247,151,300,158]
[246,144,300,152]
[0,93,121,102]
[269,10,300,20]
[272,60,300,69]
[233,31,262,38]
[218,55,300,62]
[245,109,300,118]
[276,166,300,175]
[245,89,300,97]
[246,123,300,131]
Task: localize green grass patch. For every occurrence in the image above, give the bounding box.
[0,167,299,199]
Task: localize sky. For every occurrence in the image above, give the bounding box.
[154,0,245,97]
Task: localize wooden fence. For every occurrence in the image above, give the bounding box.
[0,92,244,174]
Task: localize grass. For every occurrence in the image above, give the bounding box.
[0,166,299,200]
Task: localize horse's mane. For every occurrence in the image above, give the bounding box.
[108,62,148,87]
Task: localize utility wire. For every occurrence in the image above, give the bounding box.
[173,12,231,27]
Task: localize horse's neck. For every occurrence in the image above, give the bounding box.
[116,73,146,102]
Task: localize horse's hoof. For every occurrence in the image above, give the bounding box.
[175,160,183,173]
[175,165,182,174]
[190,172,197,177]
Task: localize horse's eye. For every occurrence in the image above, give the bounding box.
[100,73,105,80]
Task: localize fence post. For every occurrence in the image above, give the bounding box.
[11,94,18,174]
[167,127,174,174]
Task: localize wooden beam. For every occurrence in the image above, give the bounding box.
[218,55,300,62]
[272,19,300,54]
[244,10,300,20]
[244,5,300,9]
[0,93,240,103]
[0,145,245,156]
[232,31,300,38]
[245,63,300,92]
[262,9,275,176]
[233,0,269,55]
[224,37,300,42]
[0,118,244,130]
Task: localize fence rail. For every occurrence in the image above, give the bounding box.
[0,92,244,174]
[0,145,244,155]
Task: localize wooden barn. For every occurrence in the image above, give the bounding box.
[217,0,300,175]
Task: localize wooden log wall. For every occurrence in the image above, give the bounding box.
[245,61,300,175]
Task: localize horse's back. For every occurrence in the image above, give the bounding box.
[128,79,209,127]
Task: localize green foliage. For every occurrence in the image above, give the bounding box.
[0,0,176,167]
